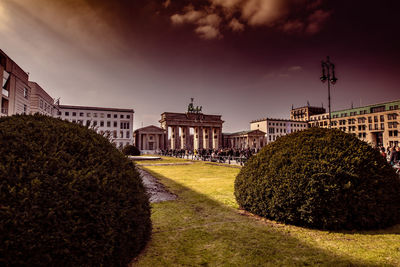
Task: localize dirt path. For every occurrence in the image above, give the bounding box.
[138,168,177,203]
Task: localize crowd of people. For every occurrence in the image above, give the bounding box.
[380,145,400,167]
[158,148,258,165]
[158,145,400,171]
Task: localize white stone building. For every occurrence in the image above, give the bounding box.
[250,118,309,144]
[57,105,134,148]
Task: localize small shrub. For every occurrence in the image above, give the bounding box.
[235,127,400,230]
[122,145,141,156]
[0,115,151,266]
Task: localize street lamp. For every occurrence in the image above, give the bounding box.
[320,56,338,128]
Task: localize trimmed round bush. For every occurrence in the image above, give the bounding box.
[122,145,141,156]
[235,127,400,230]
[0,115,151,266]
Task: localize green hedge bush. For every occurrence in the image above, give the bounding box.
[122,145,141,156]
[234,127,400,230]
[0,115,151,266]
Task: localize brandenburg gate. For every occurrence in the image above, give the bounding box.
[159,99,224,150]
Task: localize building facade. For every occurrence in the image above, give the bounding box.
[28,81,56,116]
[134,125,166,153]
[250,118,309,144]
[307,100,400,148]
[1,49,31,117]
[290,105,326,121]
[159,112,224,150]
[57,105,134,148]
[223,130,266,149]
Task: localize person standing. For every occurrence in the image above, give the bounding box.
[390,146,399,165]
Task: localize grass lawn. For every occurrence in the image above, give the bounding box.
[134,156,195,165]
[133,159,400,266]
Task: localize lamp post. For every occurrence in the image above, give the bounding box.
[320,56,338,128]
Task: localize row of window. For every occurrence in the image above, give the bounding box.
[60,111,131,119]
[315,117,398,127]
[99,130,130,139]
[267,122,307,127]
[39,99,53,114]
[70,119,130,129]
[330,105,399,118]
[112,141,131,148]
[389,130,399,137]
[358,133,367,138]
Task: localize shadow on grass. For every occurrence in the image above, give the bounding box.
[132,167,398,267]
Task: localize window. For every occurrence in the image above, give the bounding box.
[23,104,27,114]
[40,100,43,109]
[374,116,378,122]
[120,115,124,119]
[23,88,29,99]
[127,115,130,119]
[114,121,117,127]
[368,117,372,123]
[120,131,123,138]
[93,121,97,126]
[100,113,104,118]
[126,131,130,138]
[107,121,111,127]
[93,113,98,118]
[72,112,76,116]
[87,113,91,117]
[107,114,111,118]
[65,112,69,116]
[86,121,90,127]
[114,114,117,118]
[371,106,385,113]
[80,112,84,117]
[113,130,117,138]
[120,122,130,129]
[380,115,384,122]
[100,121,104,127]
[57,111,61,116]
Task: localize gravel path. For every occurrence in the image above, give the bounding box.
[138,169,177,203]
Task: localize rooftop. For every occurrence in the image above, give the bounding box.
[59,104,134,113]
[251,117,309,123]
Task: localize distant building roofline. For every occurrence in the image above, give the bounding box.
[59,104,134,113]
[223,129,266,136]
[330,99,400,114]
[251,117,309,123]
[291,106,325,110]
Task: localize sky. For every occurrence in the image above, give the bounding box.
[0,0,399,132]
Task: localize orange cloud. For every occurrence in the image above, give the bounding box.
[229,18,245,32]
[169,0,331,39]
